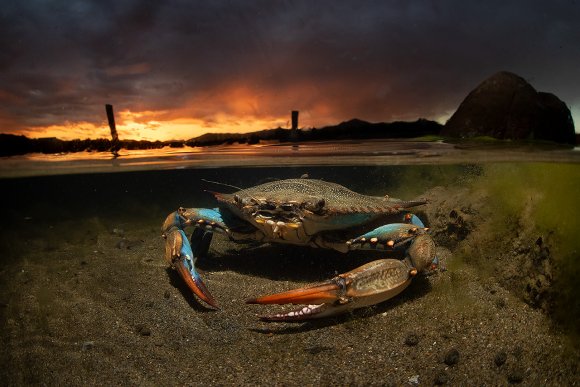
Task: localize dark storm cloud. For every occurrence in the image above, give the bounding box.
[0,0,579,133]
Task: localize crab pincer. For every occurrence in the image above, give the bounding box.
[247,259,418,321]
[247,224,437,322]
[163,228,218,308]
[162,210,220,309]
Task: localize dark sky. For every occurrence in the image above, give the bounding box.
[1,0,579,140]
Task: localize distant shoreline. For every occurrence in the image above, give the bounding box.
[2,117,578,158]
[0,118,442,157]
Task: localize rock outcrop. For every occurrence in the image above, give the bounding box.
[442,71,576,144]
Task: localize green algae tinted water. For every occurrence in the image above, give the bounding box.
[0,142,579,385]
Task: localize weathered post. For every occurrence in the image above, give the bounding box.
[290,110,299,142]
[291,110,299,130]
[105,104,120,156]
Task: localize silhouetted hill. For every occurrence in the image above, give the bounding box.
[442,71,576,144]
[186,118,442,147]
[0,118,442,156]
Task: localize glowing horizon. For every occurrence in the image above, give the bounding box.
[5,110,297,142]
[4,102,577,142]
[5,109,455,142]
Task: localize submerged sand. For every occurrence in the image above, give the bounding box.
[0,168,578,385]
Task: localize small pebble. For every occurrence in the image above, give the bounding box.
[408,375,419,385]
[82,341,94,351]
[136,324,151,336]
[434,370,449,385]
[404,333,419,346]
[444,348,460,366]
[112,228,125,236]
[494,351,507,366]
[140,327,151,336]
[116,239,128,249]
[507,367,524,384]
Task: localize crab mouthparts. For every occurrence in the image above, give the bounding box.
[255,217,301,233]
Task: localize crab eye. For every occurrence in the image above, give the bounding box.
[261,203,276,211]
[240,197,258,206]
[303,197,325,213]
[280,204,294,212]
[234,194,241,203]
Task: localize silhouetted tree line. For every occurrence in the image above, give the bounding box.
[186,119,443,147]
[0,134,166,156]
[0,118,443,156]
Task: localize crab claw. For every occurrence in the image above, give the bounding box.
[164,228,218,309]
[247,258,416,321]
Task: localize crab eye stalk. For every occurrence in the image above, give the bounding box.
[261,202,277,211]
[280,204,295,212]
[303,197,326,213]
[237,196,258,206]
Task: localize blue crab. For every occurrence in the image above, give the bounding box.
[161,178,437,321]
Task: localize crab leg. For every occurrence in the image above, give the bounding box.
[161,208,229,309]
[403,213,426,228]
[348,223,438,271]
[163,228,218,308]
[347,223,427,252]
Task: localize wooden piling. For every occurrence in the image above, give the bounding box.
[105,104,120,155]
[291,110,299,130]
[290,110,299,142]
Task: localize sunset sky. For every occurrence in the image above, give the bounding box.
[1,0,579,141]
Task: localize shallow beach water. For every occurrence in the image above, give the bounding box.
[0,141,578,385]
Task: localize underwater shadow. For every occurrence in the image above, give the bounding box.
[198,242,385,283]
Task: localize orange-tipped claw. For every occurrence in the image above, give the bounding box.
[174,258,219,309]
[247,282,343,305]
[164,228,219,309]
[247,259,416,321]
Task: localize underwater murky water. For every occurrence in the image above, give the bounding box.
[0,141,578,385]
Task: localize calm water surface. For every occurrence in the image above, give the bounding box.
[1,140,579,178]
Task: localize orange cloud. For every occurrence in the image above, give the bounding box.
[13,121,110,140]
[5,80,371,141]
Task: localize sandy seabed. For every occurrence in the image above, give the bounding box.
[0,168,578,386]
